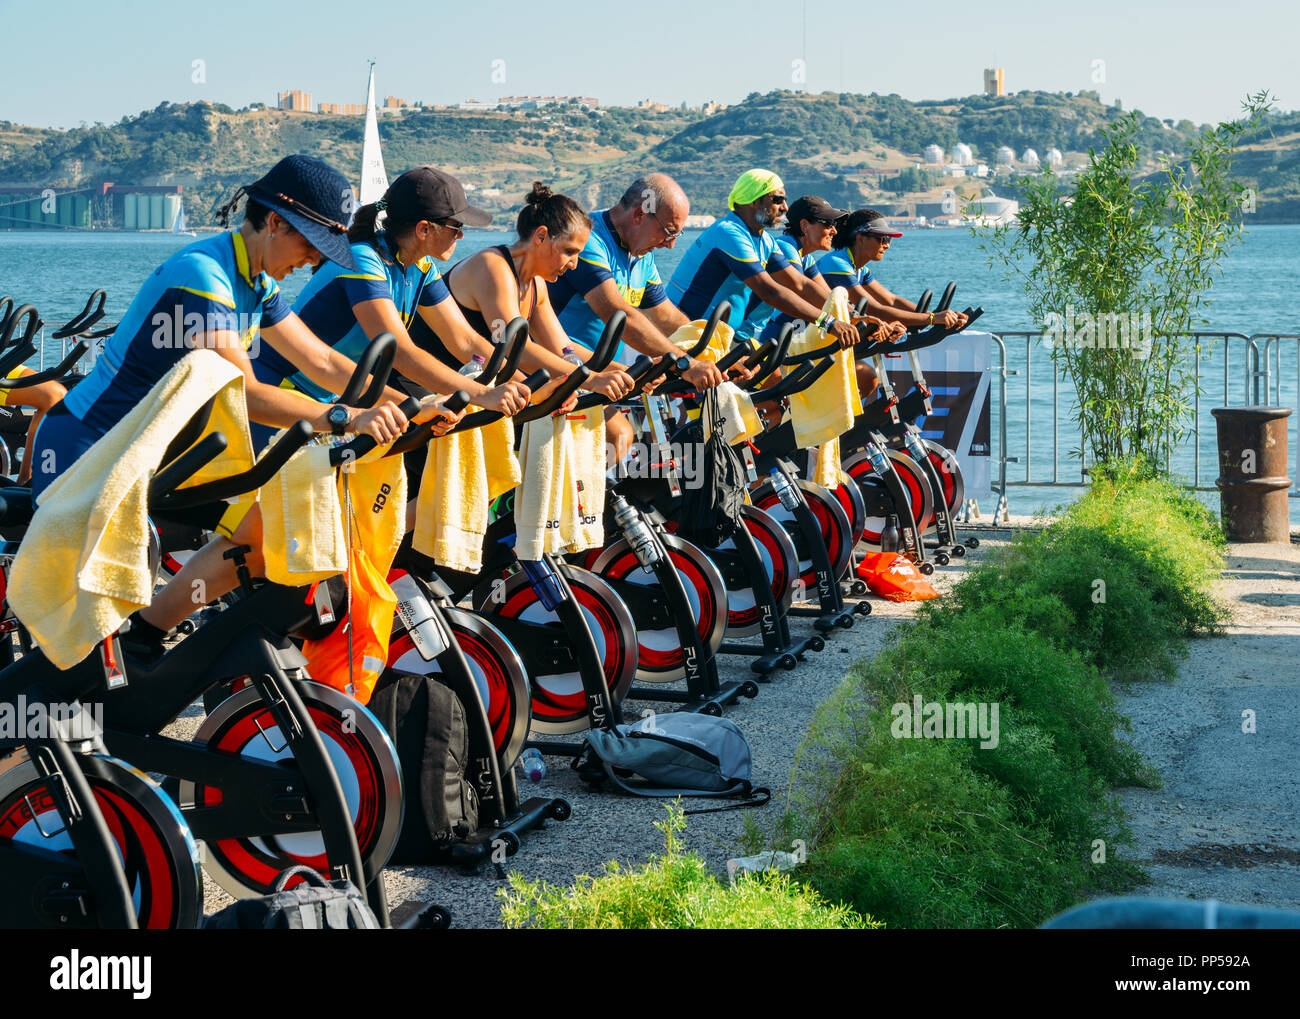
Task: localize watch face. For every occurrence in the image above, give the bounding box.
[329,406,349,426]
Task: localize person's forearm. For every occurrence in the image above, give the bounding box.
[393,338,492,400]
[751,279,825,323]
[246,382,340,432]
[619,307,684,359]
[645,301,689,335]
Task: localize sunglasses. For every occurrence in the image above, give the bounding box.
[763,192,789,206]
[436,220,465,239]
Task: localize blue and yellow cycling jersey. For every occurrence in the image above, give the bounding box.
[253,231,451,402]
[814,249,873,291]
[666,212,791,338]
[741,234,826,337]
[549,210,667,364]
[62,231,290,436]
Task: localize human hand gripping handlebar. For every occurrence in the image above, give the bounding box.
[571,354,677,411]
[386,367,553,456]
[153,333,407,509]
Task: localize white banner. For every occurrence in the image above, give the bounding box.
[884,330,992,504]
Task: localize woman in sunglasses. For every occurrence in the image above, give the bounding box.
[250,166,533,451]
[821,209,968,332]
[437,182,635,403]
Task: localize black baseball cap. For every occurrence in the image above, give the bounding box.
[786,195,849,229]
[245,155,358,270]
[383,167,492,228]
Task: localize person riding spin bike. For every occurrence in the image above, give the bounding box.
[248,166,527,453]
[546,173,731,462]
[667,170,858,347]
[31,156,447,659]
[818,209,968,401]
[440,183,636,407]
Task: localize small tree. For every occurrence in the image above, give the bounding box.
[978,91,1272,468]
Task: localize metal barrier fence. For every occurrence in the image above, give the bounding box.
[986,330,1296,512]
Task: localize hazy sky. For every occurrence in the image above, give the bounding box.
[1,0,1292,129]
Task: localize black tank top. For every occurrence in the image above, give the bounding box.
[409,244,538,375]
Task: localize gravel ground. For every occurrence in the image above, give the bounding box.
[174,520,1300,927]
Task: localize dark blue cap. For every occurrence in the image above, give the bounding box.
[246,155,357,270]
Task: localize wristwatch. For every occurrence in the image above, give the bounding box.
[327,404,350,436]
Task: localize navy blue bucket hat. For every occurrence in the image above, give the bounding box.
[245,155,358,270]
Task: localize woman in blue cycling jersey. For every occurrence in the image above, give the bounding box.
[33,155,442,657]
[249,166,530,452]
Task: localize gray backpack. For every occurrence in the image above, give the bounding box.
[203,866,380,929]
[574,713,769,810]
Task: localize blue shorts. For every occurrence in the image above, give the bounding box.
[30,410,104,499]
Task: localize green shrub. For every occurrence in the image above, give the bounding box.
[785,470,1222,927]
[920,465,1226,681]
[498,803,876,930]
[795,702,1083,928]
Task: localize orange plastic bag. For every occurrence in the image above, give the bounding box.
[856,552,941,602]
[301,544,397,705]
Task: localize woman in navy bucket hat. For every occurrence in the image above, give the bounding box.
[29,155,456,657]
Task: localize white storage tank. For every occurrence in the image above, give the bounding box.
[1046,148,1063,167]
[124,193,138,229]
[951,143,973,165]
[1020,148,1040,168]
[149,194,164,229]
[163,194,181,230]
[996,146,1015,166]
[923,144,944,165]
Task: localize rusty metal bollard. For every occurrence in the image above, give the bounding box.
[1211,406,1292,542]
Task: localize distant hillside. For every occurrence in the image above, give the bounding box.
[2,90,1296,225]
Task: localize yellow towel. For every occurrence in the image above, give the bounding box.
[667,319,762,445]
[339,445,408,576]
[515,407,606,559]
[259,442,347,586]
[413,415,520,573]
[567,406,606,551]
[9,351,252,669]
[787,288,859,488]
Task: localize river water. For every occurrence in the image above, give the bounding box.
[2,224,1297,518]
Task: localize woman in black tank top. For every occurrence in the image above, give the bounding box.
[434,183,636,406]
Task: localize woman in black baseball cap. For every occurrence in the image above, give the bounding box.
[247,165,531,454]
[32,154,438,658]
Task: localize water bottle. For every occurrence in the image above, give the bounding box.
[865,441,890,477]
[518,558,566,612]
[520,748,547,784]
[881,514,901,554]
[561,346,590,397]
[769,466,802,511]
[458,353,487,380]
[611,494,662,570]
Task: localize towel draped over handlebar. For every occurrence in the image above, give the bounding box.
[9,351,254,669]
[786,288,859,489]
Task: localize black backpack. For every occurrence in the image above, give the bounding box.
[367,671,480,862]
[203,865,379,929]
[676,390,747,548]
